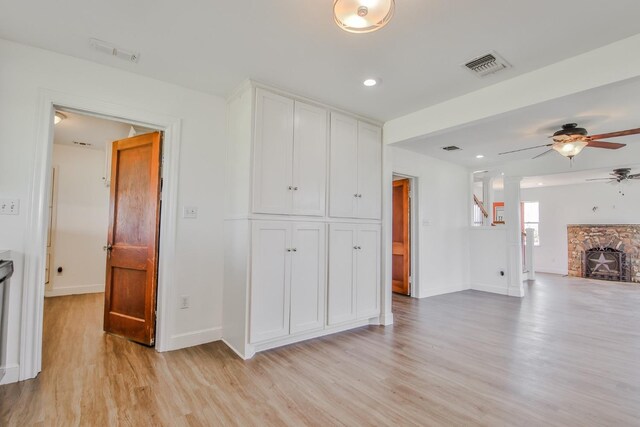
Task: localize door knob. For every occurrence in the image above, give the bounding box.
[104,244,113,251]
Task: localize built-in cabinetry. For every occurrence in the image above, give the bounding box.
[223,82,383,359]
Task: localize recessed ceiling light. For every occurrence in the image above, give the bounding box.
[476,154,484,159]
[363,78,378,87]
[538,182,543,186]
[54,112,66,125]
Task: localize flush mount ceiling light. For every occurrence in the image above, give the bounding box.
[334,0,395,33]
[54,112,66,125]
[363,78,378,87]
[476,154,485,159]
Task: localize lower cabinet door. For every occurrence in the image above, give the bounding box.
[290,223,326,334]
[328,224,357,325]
[356,225,381,318]
[250,222,291,343]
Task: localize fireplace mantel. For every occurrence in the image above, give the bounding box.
[567,224,640,283]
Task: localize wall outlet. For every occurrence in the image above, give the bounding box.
[0,199,19,215]
[180,295,190,309]
[183,206,198,219]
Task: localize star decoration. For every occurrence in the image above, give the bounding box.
[589,253,616,272]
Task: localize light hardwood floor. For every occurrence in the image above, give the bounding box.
[2,274,640,426]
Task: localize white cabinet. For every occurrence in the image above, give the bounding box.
[328,224,380,325]
[253,89,327,216]
[329,113,381,219]
[250,221,326,343]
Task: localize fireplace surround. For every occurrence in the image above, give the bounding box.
[568,224,640,283]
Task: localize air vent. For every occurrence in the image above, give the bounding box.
[73,141,93,147]
[463,51,511,77]
[442,145,462,151]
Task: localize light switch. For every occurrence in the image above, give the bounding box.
[0,199,19,215]
[183,206,198,219]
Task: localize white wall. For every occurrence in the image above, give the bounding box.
[469,227,509,294]
[47,144,111,297]
[0,38,227,381]
[519,182,640,275]
[390,147,470,297]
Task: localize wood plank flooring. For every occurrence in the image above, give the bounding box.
[1,273,640,425]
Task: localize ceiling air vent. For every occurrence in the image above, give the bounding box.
[463,51,511,77]
[442,145,462,151]
[89,38,140,63]
[73,141,93,147]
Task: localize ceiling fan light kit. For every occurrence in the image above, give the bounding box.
[334,0,395,33]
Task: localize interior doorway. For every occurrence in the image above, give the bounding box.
[392,176,411,295]
[45,110,162,349]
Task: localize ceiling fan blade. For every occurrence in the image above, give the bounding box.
[628,173,640,179]
[586,140,627,149]
[499,143,552,155]
[532,149,554,159]
[588,128,640,140]
[586,178,616,181]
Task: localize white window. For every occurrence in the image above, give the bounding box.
[523,201,540,246]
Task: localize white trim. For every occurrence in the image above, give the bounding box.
[470,284,509,296]
[222,339,255,360]
[20,88,181,382]
[44,284,104,298]
[166,327,223,352]
[0,364,20,385]
[536,268,568,276]
[418,284,470,298]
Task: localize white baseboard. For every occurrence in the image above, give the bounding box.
[418,284,470,298]
[536,268,568,276]
[221,338,255,360]
[166,327,222,352]
[470,283,509,295]
[0,364,20,385]
[379,312,394,326]
[45,284,104,297]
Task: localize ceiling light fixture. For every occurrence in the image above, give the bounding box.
[551,140,588,159]
[363,78,378,87]
[334,0,395,33]
[476,154,484,159]
[537,182,543,186]
[54,112,66,125]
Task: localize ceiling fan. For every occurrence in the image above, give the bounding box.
[586,168,640,183]
[499,123,640,160]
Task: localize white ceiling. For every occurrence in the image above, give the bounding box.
[396,76,640,172]
[53,111,150,151]
[1,1,640,121]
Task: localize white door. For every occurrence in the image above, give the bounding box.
[329,113,358,218]
[292,101,327,216]
[328,223,357,325]
[250,221,291,343]
[356,122,382,219]
[356,225,381,318]
[290,222,326,334]
[253,89,294,214]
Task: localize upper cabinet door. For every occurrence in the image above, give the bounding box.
[356,225,381,319]
[253,89,294,214]
[292,102,328,216]
[250,222,292,343]
[329,113,359,218]
[356,122,382,220]
[328,224,357,325]
[290,223,326,334]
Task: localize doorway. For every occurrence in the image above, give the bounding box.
[46,110,162,347]
[392,176,411,295]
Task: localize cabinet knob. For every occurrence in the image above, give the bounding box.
[358,194,362,198]
[286,248,292,252]
[292,248,297,252]
[288,186,293,190]
[354,194,358,198]
[293,187,298,191]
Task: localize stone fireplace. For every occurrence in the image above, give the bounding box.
[568,225,640,283]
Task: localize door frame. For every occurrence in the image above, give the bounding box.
[391,174,418,298]
[19,89,182,381]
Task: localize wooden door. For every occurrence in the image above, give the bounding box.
[249,221,292,343]
[290,222,325,334]
[253,88,295,214]
[356,122,382,219]
[104,132,162,345]
[292,101,327,216]
[392,179,411,295]
[356,225,381,318]
[327,223,357,325]
[329,113,359,218]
